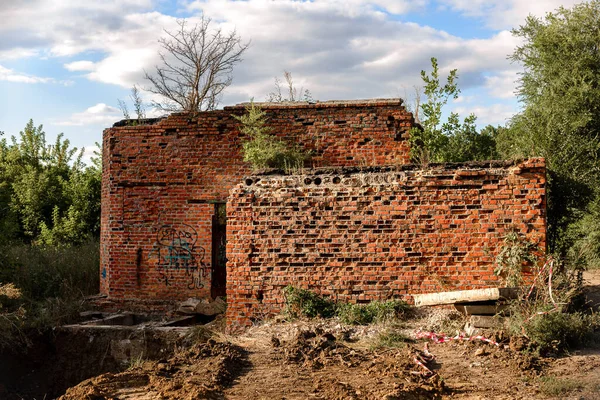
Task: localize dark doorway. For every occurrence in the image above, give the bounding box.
[211,202,227,298]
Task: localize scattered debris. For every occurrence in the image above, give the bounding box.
[178,296,227,316]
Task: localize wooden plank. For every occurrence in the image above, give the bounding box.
[413,287,520,307]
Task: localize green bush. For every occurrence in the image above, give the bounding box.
[337,300,411,325]
[494,231,537,287]
[0,120,101,245]
[282,286,336,319]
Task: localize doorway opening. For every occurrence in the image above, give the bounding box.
[211,202,227,298]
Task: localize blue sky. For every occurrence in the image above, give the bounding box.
[0,0,582,163]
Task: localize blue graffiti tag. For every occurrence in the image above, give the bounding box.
[149,224,210,289]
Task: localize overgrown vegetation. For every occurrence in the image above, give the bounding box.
[235,101,311,170]
[503,254,599,355]
[0,120,101,350]
[282,285,411,325]
[282,285,337,319]
[266,71,314,103]
[370,330,412,349]
[337,300,411,325]
[0,240,99,349]
[499,1,600,269]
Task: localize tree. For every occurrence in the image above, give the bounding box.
[235,101,310,170]
[504,1,600,187]
[409,57,498,163]
[266,71,313,102]
[501,1,600,264]
[145,17,249,113]
[0,120,101,245]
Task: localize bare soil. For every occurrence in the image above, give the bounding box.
[58,270,600,399]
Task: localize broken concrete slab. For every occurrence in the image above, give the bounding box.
[469,315,505,329]
[178,297,226,316]
[413,287,520,307]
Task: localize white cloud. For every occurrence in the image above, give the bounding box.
[81,144,101,166]
[64,60,96,71]
[0,0,548,124]
[54,103,122,126]
[454,102,516,127]
[485,70,520,99]
[0,64,72,84]
[439,0,582,30]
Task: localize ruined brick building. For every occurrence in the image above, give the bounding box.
[101,99,546,329]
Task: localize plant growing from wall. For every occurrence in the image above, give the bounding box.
[266,71,313,102]
[235,101,310,170]
[494,231,537,287]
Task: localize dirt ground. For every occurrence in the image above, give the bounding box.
[60,270,600,400]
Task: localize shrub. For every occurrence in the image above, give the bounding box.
[337,300,411,325]
[0,241,98,349]
[520,311,600,355]
[504,256,598,355]
[282,286,336,319]
[281,286,412,325]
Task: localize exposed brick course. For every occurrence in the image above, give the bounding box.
[101,99,414,301]
[225,159,546,330]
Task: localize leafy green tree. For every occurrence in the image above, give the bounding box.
[500,1,600,264]
[410,58,498,163]
[0,120,101,245]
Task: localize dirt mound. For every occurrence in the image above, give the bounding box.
[282,328,366,369]
[276,328,446,399]
[59,339,247,400]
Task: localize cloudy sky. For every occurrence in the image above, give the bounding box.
[0,0,581,162]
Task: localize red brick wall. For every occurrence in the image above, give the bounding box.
[226,159,546,330]
[100,99,414,301]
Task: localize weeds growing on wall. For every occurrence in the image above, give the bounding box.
[235,101,311,170]
[282,285,411,325]
[494,231,538,287]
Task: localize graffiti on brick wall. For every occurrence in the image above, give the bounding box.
[149,224,210,289]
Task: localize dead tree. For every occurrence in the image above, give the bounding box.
[145,17,249,113]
